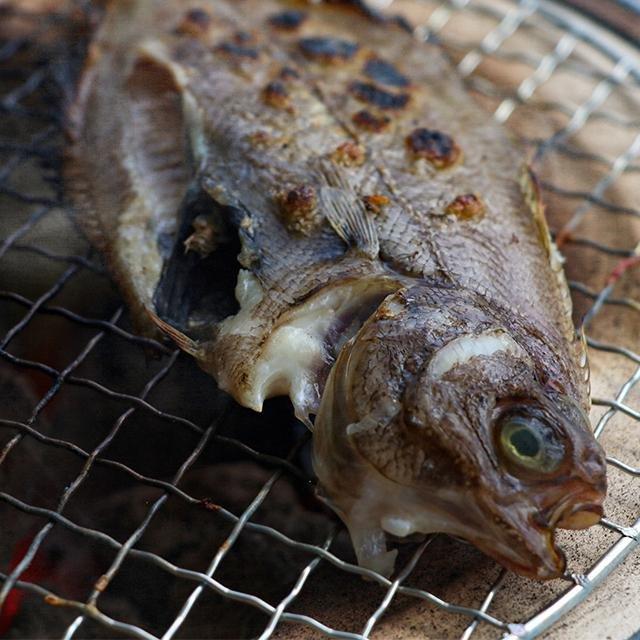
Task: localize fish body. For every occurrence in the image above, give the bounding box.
[65,0,606,579]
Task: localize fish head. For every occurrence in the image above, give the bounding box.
[313,288,607,579]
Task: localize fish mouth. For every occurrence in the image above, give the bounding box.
[556,504,602,529]
[474,492,604,580]
[474,525,566,580]
[374,487,604,580]
[546,492,604,530]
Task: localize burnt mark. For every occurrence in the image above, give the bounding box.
[352,109,391,133]
[277,184,321,235]
[363,194,390,214]
[331,141,366,167]
[262,80,293,112]
[299,37,359,64]
[445,194,485,220]
[324,0,413,33]
[392,14,414,34]
[233,30,256,44]
[176,8,212,36]
[216,41,259,60]
[323,0,386,22]
[363,57,409,88]
[247,130,272,148]
[268,9,308,30]
[279,66,301,81]
[406,128,462,169]
[349,81,410,110]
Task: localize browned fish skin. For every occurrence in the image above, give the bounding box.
[65,0,606,580]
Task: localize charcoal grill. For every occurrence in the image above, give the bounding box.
[1,1,639,638]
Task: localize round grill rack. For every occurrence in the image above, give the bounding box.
[0,1,639,638]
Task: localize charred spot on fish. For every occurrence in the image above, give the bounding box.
[363,57,409,88]
[349,81,410,110]
[331,141,366,167]
[323,0,386,22]
[406,128,462,169]
[175,8,212,36]
[299,37,359,64]
[233,30,256,44]
[445,194,485,220]
[277,185,321,235]
[186,8,210,25]
[268,10,308,30]
[363,194,390,214]
[392,14,414,33]
[262,80,293,112]
[279,66,301,81]
[216,41,259,60]
[247,130,273,148]
[352,109,391,133]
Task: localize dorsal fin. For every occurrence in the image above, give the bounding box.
[520,165,574,331]
[318,160,379,259]
[574,326,591,403]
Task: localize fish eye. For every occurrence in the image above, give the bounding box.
[499,414,565,473]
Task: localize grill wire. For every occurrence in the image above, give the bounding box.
[1,1,639,638]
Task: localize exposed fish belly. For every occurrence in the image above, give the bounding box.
[213,271,400,419]
[65,0,606,580]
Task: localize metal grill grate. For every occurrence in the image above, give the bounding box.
[1,1,639,638]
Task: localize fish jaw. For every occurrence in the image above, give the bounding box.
[316,452,602,580]
[315,461,561,579]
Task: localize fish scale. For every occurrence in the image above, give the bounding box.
[65,0,605,581]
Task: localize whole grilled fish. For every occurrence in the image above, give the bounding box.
[65,0,606,579]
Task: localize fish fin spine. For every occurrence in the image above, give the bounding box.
[520,164,574,327]
[318,160,380,259]
[146,309,201,357]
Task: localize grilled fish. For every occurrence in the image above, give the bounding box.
[65,0,606,579]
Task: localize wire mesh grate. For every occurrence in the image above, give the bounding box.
[0,1,639,639]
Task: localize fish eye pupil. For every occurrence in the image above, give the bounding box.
[509,427,540,458]
[498,413,564,473]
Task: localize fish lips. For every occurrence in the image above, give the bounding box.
[480,528,565,580]
[473,490,604,580]
[556,502,603,530]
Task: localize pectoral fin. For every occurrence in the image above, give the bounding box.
[318,160,379,259]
